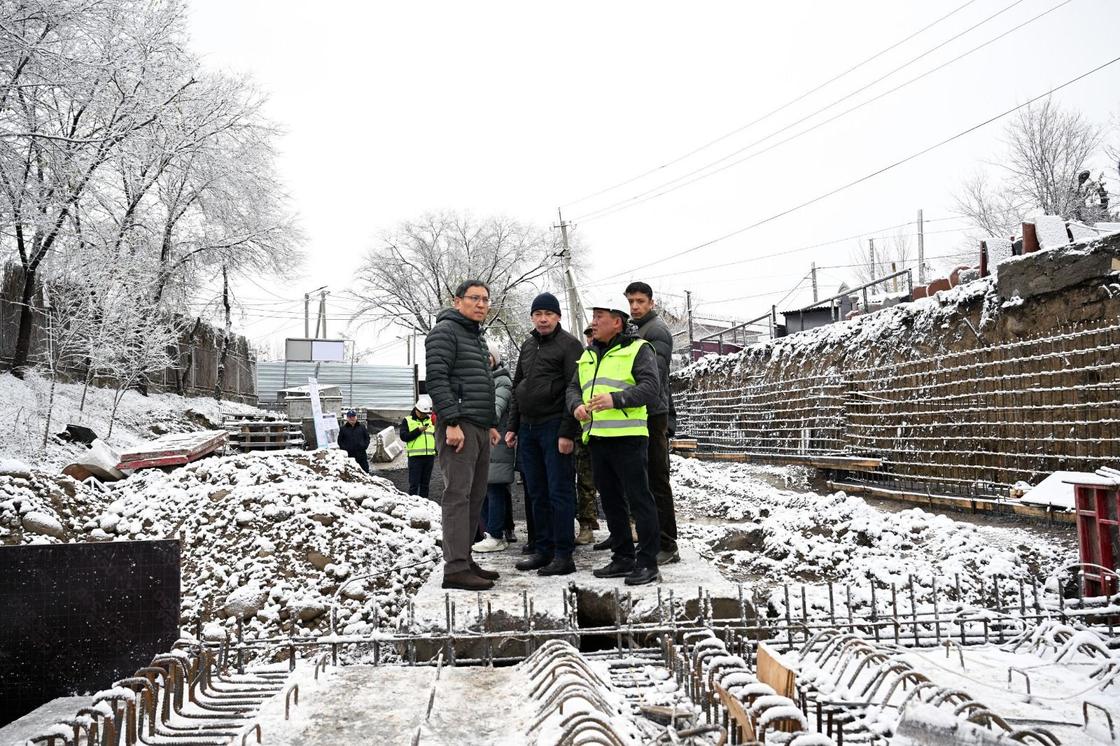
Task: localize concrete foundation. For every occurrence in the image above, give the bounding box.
[405,537,750,660]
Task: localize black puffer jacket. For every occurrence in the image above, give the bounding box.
[424,308,496,428]
[507,324,584,440]
[632,310,675,424]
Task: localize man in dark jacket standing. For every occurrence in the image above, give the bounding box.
[624,282,680,565]
[567,298,662,585]
[505,292,585,576]
[425,279,501,591]
[338,409,371,473]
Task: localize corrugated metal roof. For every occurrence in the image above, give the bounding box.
[257,361,415,409]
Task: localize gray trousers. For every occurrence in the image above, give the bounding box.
[436,421,491,574]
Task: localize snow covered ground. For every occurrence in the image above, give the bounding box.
[0,372,262,470]
[671,456,1078,616]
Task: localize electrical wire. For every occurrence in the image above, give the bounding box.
[560,0,983,208]
[575,218,961,292]
[573,0,1074,223]
[584,54,1120,285]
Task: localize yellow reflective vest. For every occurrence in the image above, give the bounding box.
[404,416,436,457]
[576,339,650,443]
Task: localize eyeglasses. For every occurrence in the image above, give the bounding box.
[460,294,491,306]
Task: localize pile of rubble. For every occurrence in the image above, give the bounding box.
[0,449,442,649]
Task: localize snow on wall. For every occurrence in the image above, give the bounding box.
[672,230,1120,494]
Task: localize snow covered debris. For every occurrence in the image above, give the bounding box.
[1033,215,1071,250]
[0,449,442,654]
[671,456,1076,613]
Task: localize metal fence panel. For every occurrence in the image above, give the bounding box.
[256,361,415,409]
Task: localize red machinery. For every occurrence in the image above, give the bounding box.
[1070,469,1120,596]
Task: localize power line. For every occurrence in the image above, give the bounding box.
[584,54,1120,285]
[576,217,959,292]
[560,0,982,209]
[574,0,1072,223]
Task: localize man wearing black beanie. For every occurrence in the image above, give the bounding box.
[505,291,585,576]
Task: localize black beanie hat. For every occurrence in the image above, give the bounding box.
[531,292,562,316]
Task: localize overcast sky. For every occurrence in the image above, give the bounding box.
[186,0,1120,363]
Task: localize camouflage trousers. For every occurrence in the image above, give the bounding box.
[575,439,600,528]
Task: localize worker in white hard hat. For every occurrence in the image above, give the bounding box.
[565,297,663,585]
[400,396,437,497]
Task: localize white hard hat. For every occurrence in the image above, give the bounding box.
[588,298,629,319]
[486,338,502,364]
[415,395,433,413]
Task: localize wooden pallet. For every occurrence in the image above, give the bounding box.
[224,419,305,451]
[117,430,228,470]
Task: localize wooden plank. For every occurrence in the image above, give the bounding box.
[118,430,227,461]
[830,480,1076,525]
[714,681,756,742]
[118,431,227,470]
[757,642,795,698]
[699,452,881,470]
[117,454,191,469]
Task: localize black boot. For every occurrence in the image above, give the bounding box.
[592,536,613,551]
[625,565,660,586]
[537,556,576,576]
[516,553,551,571]
[592,559,635,578]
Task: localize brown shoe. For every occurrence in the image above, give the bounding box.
[575,525,594,545]
[441,570,494,591]
[470,561,500,581]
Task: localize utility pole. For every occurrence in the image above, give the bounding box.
[686,290,695,359]
[917,208,926,284]
[304,285,327,338]
[810,262,818,303]
[869,238,876,282]
[318,290,328,338]
[554,208,585,328]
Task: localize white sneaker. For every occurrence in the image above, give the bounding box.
[472,534,508,553]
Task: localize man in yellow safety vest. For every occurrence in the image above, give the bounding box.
[565,298,663,585]
[400,396,437,497]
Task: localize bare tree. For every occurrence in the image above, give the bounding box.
[848,229,919,291]
[351,211,567,335]
[955,98,1104,236]
[1005,98,1103,217]
[955,171,1025,238]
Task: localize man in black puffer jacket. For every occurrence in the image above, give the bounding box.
[625,281,680,566]
[425,279,500,591]
[505,292,585,577]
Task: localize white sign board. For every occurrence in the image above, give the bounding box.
[311,339,346,362]
[285,338,347,362]
[307,377,339,449]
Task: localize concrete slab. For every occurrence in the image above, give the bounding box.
[260,665,529,745]
[0,697,90,746]
[405,536,748,659]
